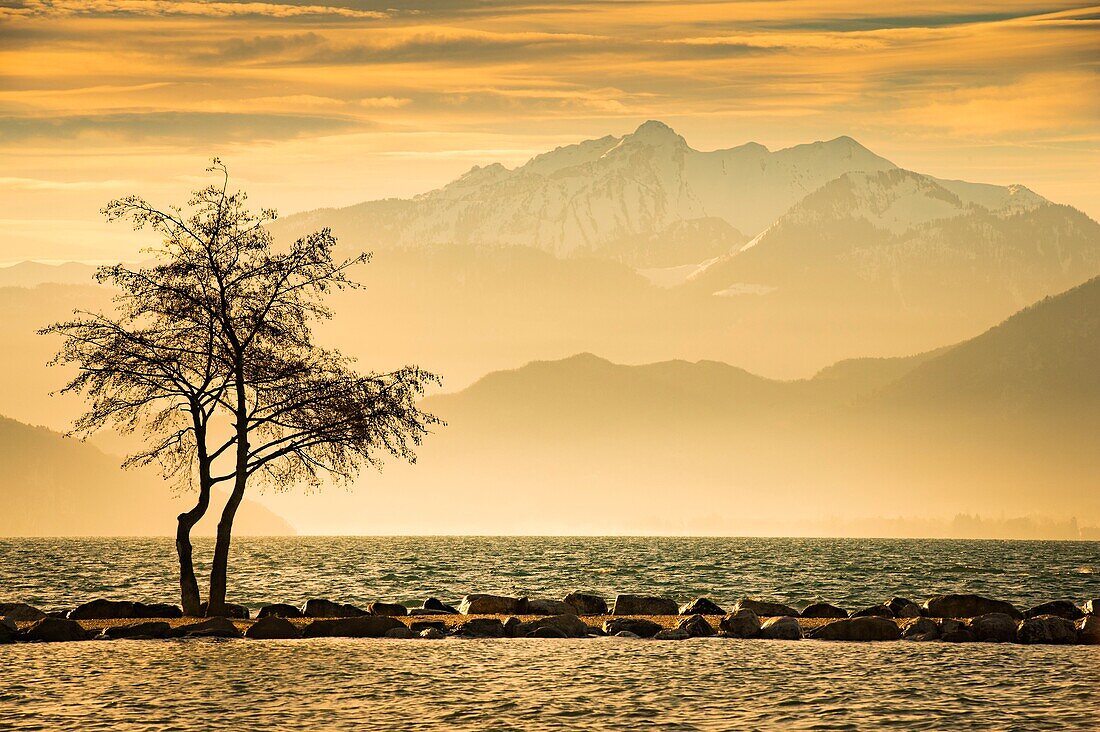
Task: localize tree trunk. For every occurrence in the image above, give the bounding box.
[175,502,206,616]
[206,479,245,617]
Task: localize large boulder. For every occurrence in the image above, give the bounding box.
[103,621,174,640]
[902,617,939,641]
[732,598,799,618]
[611,594,679,616]
[679,598,724,616]
[301,599,365,618]
[1083,599,1099,615]
[525,599,575,616]
[0,602,46,621]
[1023,601,1084,621]
[246,616,302,640]
[420,627,447,639]
[811,616,900,642]
[454,618,506,638]
[850,605,894,619]
[258,603,303,619]
[515,614,588,638]
[970,613,1019,643]
[677,614,715,638]
[385,627,417,639]
[178,617,243,638]
[423,598,459,614]
[563,592,607,616]
[302,615,404,638]
[801,603,848,619]
[68,599,137,620]
[758,616,802,640]
[21,617,91,642]
[1018,615,1077,645]
[1076,615,1100,645]
[458,594,525,615]
[922,594,1021,619]
[603,618,662,638]
[1,618,17,644]
[369,602,408,617]
[199,602,251,620]
[886,597,923,618]
[719,609,761,638]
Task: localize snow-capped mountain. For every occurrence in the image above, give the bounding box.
[276,120,896,266]
[689,168,1100,313]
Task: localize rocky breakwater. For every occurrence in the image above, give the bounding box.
[2,592,1098,645]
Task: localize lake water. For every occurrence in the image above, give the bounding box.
[2,537,1098,730]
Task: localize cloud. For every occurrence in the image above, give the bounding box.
[3,1,387,19]
[0,111,366,144]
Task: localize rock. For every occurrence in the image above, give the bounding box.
[1075,615,1100,645]
[302,615,404,638]
[940,629,974,643]
[1018,615,1077,645]
[611,594,678,616]
[614,630,641,638]
[677,614,715,638]
[801,603,848,619]
[528,625,570,638]
[423,598,459,614]
[458,594,525,615]
[970,613,1018,643]
[104,621,174,640]
[922,594,1021,620]
[385,627,417,639]
[719,609,761,638]
[586,625,606,636]
[1083,599,1099,615]
[46,609,69,619]
[732,598,799,618]
[516,614,588,639]
[410,620,447,633]
[199,602,251,619]
[758,616,802,640]
[811,616,900,642]
[902,618,940,641]
[369,602,409,617]
[1,618,17,644]
[1023,600,1084,621]
[563,592,608,616]
[850,605,895,619]
[603,618,662,638]
[454,618,506,638]
[679,598,725,616]
[503,616,522,637]
[420,628,446,639]
[136,603,183,618]
[407,608,454,616]
[525,599,575,616]
[178,617,242,638]
[653,628,690,640]
[68,599,137,620]
[0,602,46,621]
[21,617,91,642]
[884,598,922,618]
[301,599,366,618]
[258,603,303,619]
[245,616,301,640]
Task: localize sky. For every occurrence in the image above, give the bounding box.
[0,0,1098,263]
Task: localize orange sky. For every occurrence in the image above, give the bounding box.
[1,0,1098,262]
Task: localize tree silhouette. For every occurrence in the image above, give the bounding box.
[42,160,441,615]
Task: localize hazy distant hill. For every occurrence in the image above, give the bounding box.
[273,121,895,266]
[0,415,294,537]
[0,261,98,288]
[355,277,1099,535]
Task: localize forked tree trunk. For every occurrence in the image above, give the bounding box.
[175,490,208,616]
[206,478,245,617]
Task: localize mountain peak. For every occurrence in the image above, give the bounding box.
[625,120,687,147]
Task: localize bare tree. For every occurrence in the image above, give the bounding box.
[43,160,441,615]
